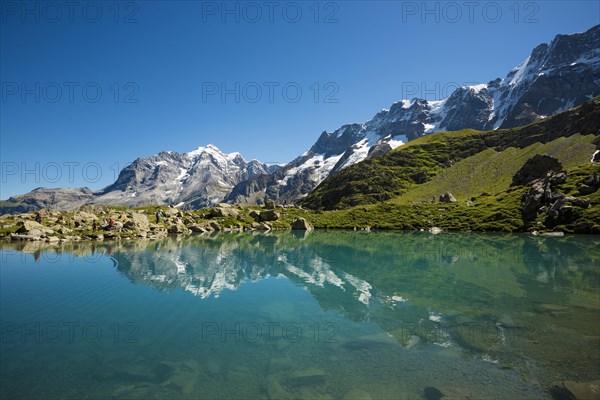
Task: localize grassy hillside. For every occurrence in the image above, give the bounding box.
[393,134,596,204]
[300,97,600,211]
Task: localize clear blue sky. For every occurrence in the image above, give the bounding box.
[1,1,598,199]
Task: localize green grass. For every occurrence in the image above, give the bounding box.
[393,134,597,204]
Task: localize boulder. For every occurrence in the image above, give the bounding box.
[123,213,149,230]
[291,218,313,231]
[439,192,457,203]
[522,179,552,220]
[16,220,43,234]
[167,223,186,234]
[578,185,598,195]
[259,210,279,222]
[551,380,600,400]
[264,199,276,209]
[210,221,222,231]
[511,154,563,186]
[210,207,239,218]
[249,210,261,220]
[288,368,325,387]
[583,172,600,187]
[188,224,208,233]
[570,198,591,208]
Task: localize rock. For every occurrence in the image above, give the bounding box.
[424,387,474,400]
[423,387,445,400]
[578,185,598,195]
[288,368,325,387]
[46,236,60,243]
[124,213,149,230]
[167,224,186,234]
[205,359,220,376]
[259,222,272,231]
[343,389,373,400]
[439,192,457,203]
[265,376,291,400]
[259,210,279,222]
[269,357,294,373]
[9,233,41,241]
[188,224,208,233]
[549,172,566,186]
[559,205,574,215]
[583,172,600,187]
[549,198,566,213]
[291,218,313,231]
[27,228,45,238]
[210,207,239,218]
[522,178,553,220]
[210,221,221,231]
[540,231,564,237]
[249,210,261,220]
[570,198,591,208]
[511,154,564,186]
[264,199,276,209]
[429,227,442,234]
[16,220,43,234]
[551,380,600,400]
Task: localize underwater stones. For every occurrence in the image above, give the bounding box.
[269,357,294,373]
[424,386,474,400]
[155,359,201,395]
[265,376,292,400]
[551,381,600,400]
[205,359,220,376]
[288,368,326,387]
[343,389,373,400]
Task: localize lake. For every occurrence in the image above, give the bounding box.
[1,231,599,399]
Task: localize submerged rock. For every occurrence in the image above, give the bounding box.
[343,389,373,400]
[288,368,325,387]
[550,380,600,400]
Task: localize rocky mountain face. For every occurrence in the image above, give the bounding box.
[0,187,96,213]
[2,25,598,213]
[0,146,276,214]
[227,24,600,205]
[93,145,275,208]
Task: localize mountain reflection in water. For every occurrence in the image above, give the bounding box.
[1,231,598,399]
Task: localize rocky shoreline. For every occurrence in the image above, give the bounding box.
[0,202,316,243]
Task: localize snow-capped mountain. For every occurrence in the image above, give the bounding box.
[2,25,598,213]
[226,24,600,205]
[94,144,277,208]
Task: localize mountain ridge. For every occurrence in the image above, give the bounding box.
[2,24,599,213]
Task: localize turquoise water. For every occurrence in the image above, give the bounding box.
[1,231,598,399]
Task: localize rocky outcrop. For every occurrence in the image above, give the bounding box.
[259,210,279,222]
[512,155,564,186]
[521,169,598,233]
[439,192,457,203]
